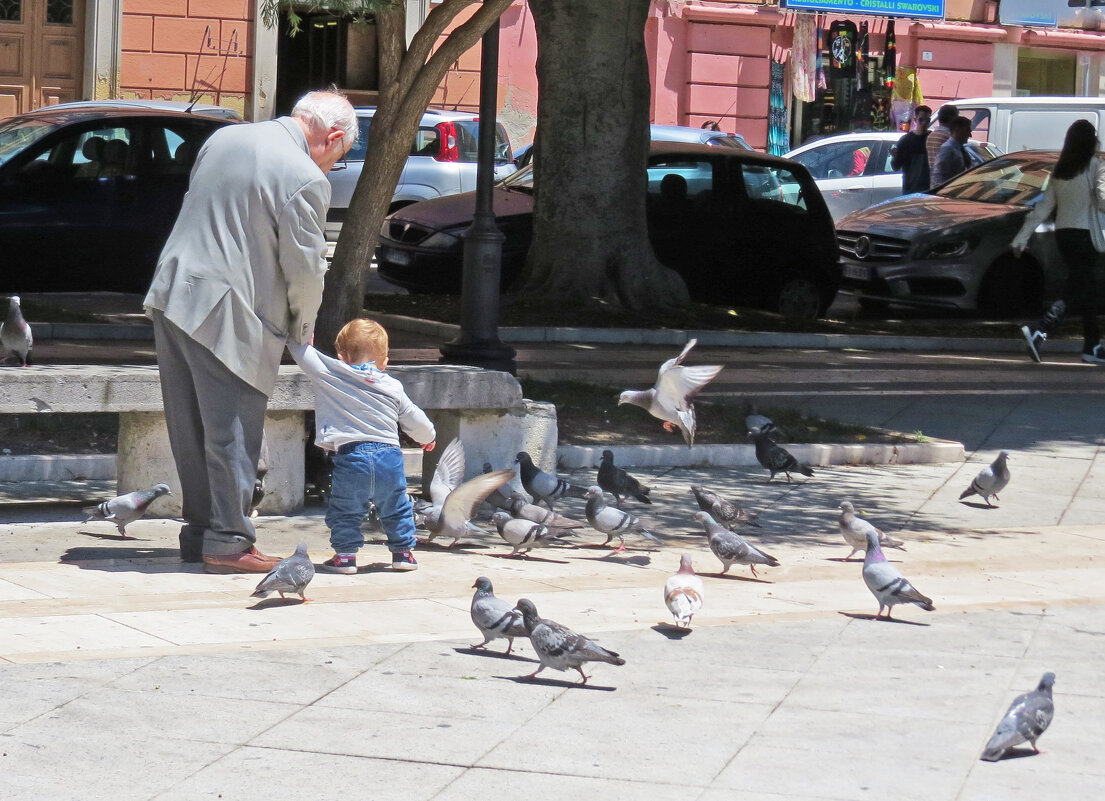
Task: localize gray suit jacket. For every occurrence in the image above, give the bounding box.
[144,117,330,395]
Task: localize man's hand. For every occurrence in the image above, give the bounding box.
[421,440,436,452]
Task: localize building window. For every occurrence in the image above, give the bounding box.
[46,0,72,24]
[0,0,21,22]
[1017,50,1076,97]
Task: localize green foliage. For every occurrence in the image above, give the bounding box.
[260,0,398,34]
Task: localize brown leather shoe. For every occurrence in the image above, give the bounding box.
[203,547,282,574]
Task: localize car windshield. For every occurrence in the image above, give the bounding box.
[934,154,1053,206]
[499,163,535,192]
[0,118,58,167]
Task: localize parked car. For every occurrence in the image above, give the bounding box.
[836,150,1062,315]
[0,104,237,293]
[785,131,1003,221]
[376,142,840,319]
[512,123,751,169]
[325,107,517,242]
[28,99,243,121]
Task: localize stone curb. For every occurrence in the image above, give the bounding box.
[0,454,116,482]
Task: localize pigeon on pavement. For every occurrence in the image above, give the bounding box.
[959,451,1011,507]
[482,462,515,512]
[597,450,651,507]
[749,429,814,482]
[250,543,314,602]
[745,413,782,437]
[861,528,934,619]
[508,493,584,529]
[515,451,587,510]
[514,598,625,684]
[980,672,1056,761]
[491,511,572,556]
[470,576,528,654]
[838,501,906,561]
[690,484,760,528]
[82,483,172,537]
[695,511,779,577]
[584,486,661,551]
[423,438,514,547]
[664,554,705,628]
[1,295,33,366]
[618,338,722,447]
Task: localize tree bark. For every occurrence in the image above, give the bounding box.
[521,0,689,311]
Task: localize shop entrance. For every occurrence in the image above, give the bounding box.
[1017,49,1077,96]
[275,10,380,116]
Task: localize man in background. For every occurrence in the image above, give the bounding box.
[891,104,932,194]
[926,103,958,173]
[930,115,972,187]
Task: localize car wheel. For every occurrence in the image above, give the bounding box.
[775,274,825,320]
[977,256,1042,317]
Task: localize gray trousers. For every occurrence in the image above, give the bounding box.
[151,311,269,556]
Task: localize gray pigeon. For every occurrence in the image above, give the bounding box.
[584,485,661,551]
[470,576,528,653]
[250,543,314,602]
[959,451,1011,507]
[597,449,651,506]
[82,483,172,537]
[508,493,584,530]
[423,438,514,547]
[664,554,705,628]
[1,295,32,366]
[482,462,515,512]
[515,451,587,510]
[749,429,814,482]
[514,598,625,684]
[981,672,1056,761]
[618,338,722,447]
[690,484,760,528]
[491,511,572,556]
[838,501,905,561]
[695,510,779,577]
[861,528,934,619]
[745,413,781,437]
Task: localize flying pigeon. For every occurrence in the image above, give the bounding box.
[470,576,528,654]
[664,554,705,628]
[690,484,760,528]
[695,510,779,578]
[491,511,572,556]
[861,528,934,619]
[515,451,587,510]
[422,438,514,547]
[1,295,33,366]
[838,501,906,561]
[597,450,651,507]
[959,451,1011,507]
[980,672,1056,761]
[584,486,661,551]
[749,429,814,482]
[482,462,515,512]
[250,543,315,603]
[82,483,172,537]
[618,338,722,447]
[514,598,625,684]
[508,493,584,530]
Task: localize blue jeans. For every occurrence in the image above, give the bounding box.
[326,442,416,554]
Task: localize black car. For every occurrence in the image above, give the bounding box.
[376,142,840,319]
[0,104,237,292]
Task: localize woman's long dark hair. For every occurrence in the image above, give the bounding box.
[1053,119,1099,180]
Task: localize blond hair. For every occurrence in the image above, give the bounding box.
[335,318,389,366]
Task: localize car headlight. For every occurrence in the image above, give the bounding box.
[915,238,977,260]
[420,230,462,249]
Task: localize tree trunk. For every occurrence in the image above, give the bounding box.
[521,0,689,311]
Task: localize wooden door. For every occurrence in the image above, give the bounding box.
[0,0,84,119]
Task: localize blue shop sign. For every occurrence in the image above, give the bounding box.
[1000,0,1105,29]
[782,0,945,20]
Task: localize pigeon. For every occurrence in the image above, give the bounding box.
[81,483,172,537]
[838,501,906,561]
[1,295,32,366]
[617,338,722,447]
[690,484,760,528]
[695,511,779,577]
[664,554,705,628]
[514,598,625,684]
[422,438,514,547]
[861,528,934,619]
[597,450,651,506]
[507,493,584,530]
[749,429,814,482]
[745,413,781,437]
[470,576,528,654]
[980,672,1056,761]
[515,451,587,510]
[584,485,661,551]
[959,451,1011,507]
[491,511,572,556]
[482,462,515,512]
[250,543,315,602]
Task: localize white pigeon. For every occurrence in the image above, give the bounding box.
[1,295,33,366]
[959,451,1011,507]
[491,511,571,556]
[861,528,934,620]
[422,438,514,547]
[584,485,661,551]
[81,483,172,537]
[250,543,314,603]
[664,554,705,628]
[980,672,1056,761]
[514,598,625,684]
[470,576,528,653]
[838,501,906,561]
[695,510,779,577]
[617,338,722,447]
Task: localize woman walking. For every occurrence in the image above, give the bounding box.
[1015,119,1105,364]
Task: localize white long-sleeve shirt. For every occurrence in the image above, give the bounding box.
[288,343,436,451]
[1013,157,1105,253]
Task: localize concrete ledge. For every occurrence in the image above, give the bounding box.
[29,322,153,341]
[0,454,116,481]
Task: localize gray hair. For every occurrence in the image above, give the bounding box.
[292,90,358,147]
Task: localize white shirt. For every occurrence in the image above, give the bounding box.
[1013,157,1105,253]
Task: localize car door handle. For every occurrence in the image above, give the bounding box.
[843,185,866,191]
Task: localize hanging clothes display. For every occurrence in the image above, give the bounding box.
[827,20,858,80]
[891,67,924,129]
[792,14,817,103]
[768,59,789,156]
[856,21,870,90]
[884,20,897,89]
[816,20,827,91]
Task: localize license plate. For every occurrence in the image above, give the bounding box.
[382,247,411,266]
[842,263,871,281]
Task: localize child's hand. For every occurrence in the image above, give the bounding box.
[422,440,436,452]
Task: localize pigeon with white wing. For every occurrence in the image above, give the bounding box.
[470,576,528,654]
[481,462,515,512]
[250,543,314,603]
[514,598,625,684]
[515,451,587,510]
[838,501,905,561]
[421,438,514,547]
[1,295,32,366]
[695,511,779,577]
[664,554,705,628]
[82,483,172,538]
[959,451,1011,507]
[980,672,1055,761]
[584,486,661,551]
[861,528,934,619]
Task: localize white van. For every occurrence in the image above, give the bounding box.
[941,96,1105,153]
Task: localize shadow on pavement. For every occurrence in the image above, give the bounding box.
[839,611,931,626]
[497,675,618,691]
[453,646,537,663]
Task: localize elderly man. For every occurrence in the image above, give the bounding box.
[144,90,357,573]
